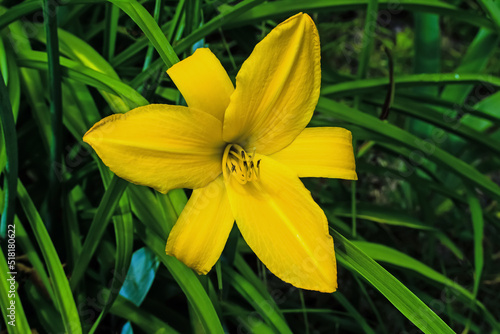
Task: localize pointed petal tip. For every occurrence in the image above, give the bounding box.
[280,12,314,29]
[82,128,95,146]
[222,11,321,154]
[165,245,211,275]
[278,266,338,293]
[167,48,234,121]
[165,177,233,276]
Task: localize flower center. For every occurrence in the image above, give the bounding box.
[222,144,261,184]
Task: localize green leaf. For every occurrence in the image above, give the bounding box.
[333,203,436,230]
[352,241,500,331]
[0,247,31,333]
[366,96,500,155]
[110,295,179,334]
[128,0,265,88]
[70,174,128,290]
[224,266,292,334]
[441,28,499,104]
[317,97,500,201]
[108,0,179,67]
[88,190,134,334]
[0,0,40,30]
[232,0,493,30]
[476,0,500,33]
[356,0,378,80]
[17,180,82,334]
[352,241,473,299]
[334,292,376,334]
[322,73,500,97]
[138,226,225,334]
[331,228,455,334]
[0,63,17,238]
[465,189,484,299]
[17,51,148,109]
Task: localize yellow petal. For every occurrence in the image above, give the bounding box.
[167,48,234,122]
[223,13,321,155]
[166,176,234,274]
[83,104,224,193]
[270,127,357,180]
[225,155,337,292]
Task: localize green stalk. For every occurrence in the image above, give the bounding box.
[43,0,63,230]
[351,1,377,237]
[103,3,120,61]
[142,0,162,70]
[299,290,310,334]
[140,0,163,98]
[356,0,378,80]
[166,0,186,42]
[0,68,18,238]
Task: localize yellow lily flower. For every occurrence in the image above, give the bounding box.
[83,13,356,292]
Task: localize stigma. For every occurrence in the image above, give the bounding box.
[222,144,261,184]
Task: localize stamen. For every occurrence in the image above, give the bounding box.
[222,144,261,184]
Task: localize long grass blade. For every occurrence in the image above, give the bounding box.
[331,228,455,334]
[17,180,82,333]
[108,0,179,67]
[43,0,63,230]
[0,66,17,238]
[317,97,500,201]
[70,174,128,290]
[0,246,30,333]
[465,189,485,299]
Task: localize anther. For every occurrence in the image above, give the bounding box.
[222,143,261,184]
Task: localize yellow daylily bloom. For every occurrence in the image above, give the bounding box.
[83,13,357,293]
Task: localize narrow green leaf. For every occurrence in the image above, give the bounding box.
[70,174,128,290]
[0,247,31,333]
[43,0,63,229]
[231,0,493,30]
[0,65,17,237]
[7,20,52,152]
[410,12,440,138]
[17,180,82,333]
[88,194,134,334]
[366,96,500,155]
[110,295,179,334]
[17,51,148,108]
[322,73,500,97]
[103,3,120,60]
[476,0,500,33]
[332,228,455,334]
[352,241,500,331]
[333,203,436,230]
[35,27,132,113]
[14,215,54,299]
[352,241,473,299]
[317,98,500,201]
[128,0,265,88]
[138,227,225,334]
[356,0,378,79]
[441,28,499,104]
[0,0,40,30]
[334,292,376,334]
[221,302,276,334]
[223,266,292,334]
[108,0,179,67]
[465,189,484,299]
